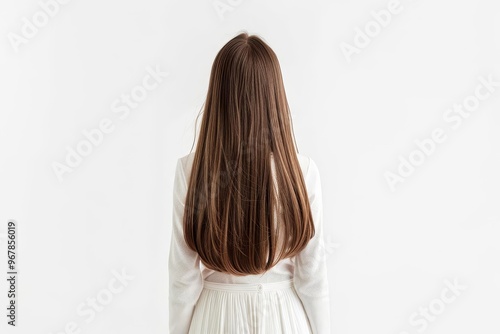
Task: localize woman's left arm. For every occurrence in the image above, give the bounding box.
[168,157,203,334]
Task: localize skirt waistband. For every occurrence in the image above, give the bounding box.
[202,278,294,292]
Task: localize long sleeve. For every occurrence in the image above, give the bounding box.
[293,157,332,334]
[168,157,204,334]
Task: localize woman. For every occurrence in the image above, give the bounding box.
[169,31,331,334]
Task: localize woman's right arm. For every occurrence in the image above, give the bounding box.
[293,157,332,334]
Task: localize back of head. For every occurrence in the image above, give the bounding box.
[183,31,315,276]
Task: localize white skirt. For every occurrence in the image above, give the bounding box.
[188,278,313,334]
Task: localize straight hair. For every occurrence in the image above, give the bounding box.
[183,31,315,276]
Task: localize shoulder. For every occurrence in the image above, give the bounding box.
[178,151,195,168]
[296,153,321,201]
[175,152,196,183]
[296,153,318,178]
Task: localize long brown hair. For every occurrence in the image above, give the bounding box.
[183,31,315,276]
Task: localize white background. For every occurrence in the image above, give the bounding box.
[1,0,499,333]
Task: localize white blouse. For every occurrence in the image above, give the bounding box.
[169,152,331,334]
